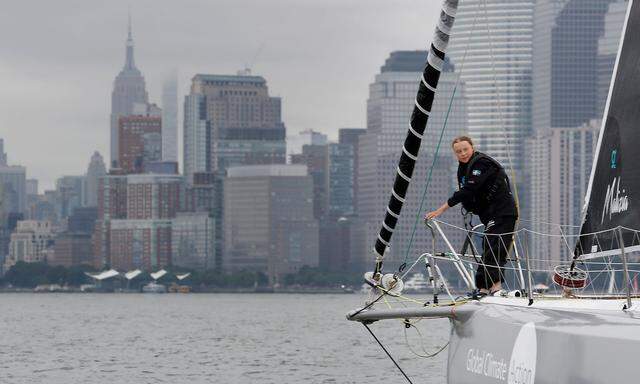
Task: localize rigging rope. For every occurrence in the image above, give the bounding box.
[404,321,450,358]
[362,323,415,384]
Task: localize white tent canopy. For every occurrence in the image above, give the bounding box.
[150,269,167,281]
[124,269,142,280]
[85,269,120,281]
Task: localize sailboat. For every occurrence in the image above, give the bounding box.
[347,0,640,382]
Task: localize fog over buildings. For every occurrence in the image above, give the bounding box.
[0,0,442,189]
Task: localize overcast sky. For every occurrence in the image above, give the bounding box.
[0,0,441,190]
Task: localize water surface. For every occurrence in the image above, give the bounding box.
[0,293,449,383]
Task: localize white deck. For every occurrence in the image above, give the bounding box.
[481,295,640,313]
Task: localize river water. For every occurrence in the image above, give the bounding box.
[0,293,449,384]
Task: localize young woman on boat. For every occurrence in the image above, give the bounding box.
[425,136,518,297]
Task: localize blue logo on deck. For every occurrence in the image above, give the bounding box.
[611,150,617,169]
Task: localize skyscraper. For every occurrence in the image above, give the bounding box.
[55,175,85,220]
[162,70,179,163]
[84,151,106,207]
[110,18,149,168]
[183,74,286,178]
[525,0,623,249]
[0,164,26,215]
[183,74,286,271]
[448,0,534,178]
[118,114,162,174]
[286,130,328,162]
[355,51,468,272]
[223,165,318,284]
[532,0,617,134]
[597,0,628,114]
[0,139,6,166]
[525,121,599,267]
[290,144,329,220]
[327,143,355,218]
[338,128,366,213]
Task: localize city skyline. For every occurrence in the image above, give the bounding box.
[0,0,442,189]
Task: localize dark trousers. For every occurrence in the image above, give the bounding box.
[475,216,517,290]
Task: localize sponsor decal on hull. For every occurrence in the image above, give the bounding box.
[464,322,537,383]
[508,322,536,384]
[466,348,508,380]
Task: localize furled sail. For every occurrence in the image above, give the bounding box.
[372,0,459,275]
[577,0,639,258]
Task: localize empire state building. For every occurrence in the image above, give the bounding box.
[110,19,148,168]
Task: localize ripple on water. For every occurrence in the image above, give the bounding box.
[0,293,449,383]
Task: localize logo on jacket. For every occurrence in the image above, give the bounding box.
[472,169,481,176]
[601,176,629,224]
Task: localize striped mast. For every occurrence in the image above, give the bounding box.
[372,0,459,277]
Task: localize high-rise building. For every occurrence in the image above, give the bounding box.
[448,0,534,179]
[54,176,85,220]
[125,174,184,220]
[25,179,39,220]
[338,128,366,212]
[291,145,329,220]
[51,233,93,267]
[327,143,354,218]
[183,74,286,178]
[109,219,172,271]
[184,172,223,269]
[94,173,184,271]
[286,130,328,162]
[597,1,628,113]
[110,19,149,168]
[183,73,287,271]
[4,221,54,271]
[68,207,98,235]
[0,139,7,165]
[533,0,616,134]
[319,217,353,273]
[118,114,162,174]
[162,69,179,163]
[0,165,27,215]
[26,179,38,196]
[525,0,622,251]
[526,120,599,267]
[172,212,214,270]
[93,174,127,268]
[223,165,318,284]
[355,51,468,273]
[52,206,96,268]
[84,152,106,207]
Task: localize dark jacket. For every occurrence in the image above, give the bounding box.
[447,151,518,223]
